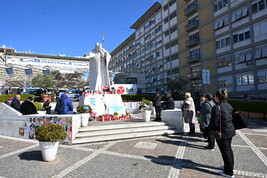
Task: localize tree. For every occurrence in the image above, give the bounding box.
[167,76,187,95]
[31,74,56,90]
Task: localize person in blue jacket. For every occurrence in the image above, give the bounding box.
[55,93,75,114]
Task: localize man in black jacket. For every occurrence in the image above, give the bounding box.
[162,93,175,110]
[20,97,38,115]
[11,95,21,111]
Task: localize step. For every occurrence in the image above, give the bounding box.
[72,129,176,144]
[79,122,166,132]
[76,125,175,138]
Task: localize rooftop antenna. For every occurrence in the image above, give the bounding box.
[101,32,105,47]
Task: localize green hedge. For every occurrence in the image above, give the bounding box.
[121,94,266,114]
[228,100,267,114]
[0,94,35,102]
[121,94,187,102]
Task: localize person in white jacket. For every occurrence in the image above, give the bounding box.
[183,92,196,134]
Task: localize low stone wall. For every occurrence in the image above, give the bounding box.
[0,103,81,143]
[161,109,184,133]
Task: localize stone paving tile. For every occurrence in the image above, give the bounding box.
[79,142,110,150]
[260,149,267,157]
[0,138,36,156]
[0,147,91,178]
[107,137,181,161]
[65,153,171,178]
[232,134,249,146]
[233,147,267,174]
[243,134,267,148]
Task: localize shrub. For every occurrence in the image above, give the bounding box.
[0,94,35,102]
[139,98,152,110]
[228,100,267,114]
[33,102,43,111]
[35,124,67,142]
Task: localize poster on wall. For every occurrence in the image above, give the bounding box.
[19,116,73,142]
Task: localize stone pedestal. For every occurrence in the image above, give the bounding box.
[161,109,184,133]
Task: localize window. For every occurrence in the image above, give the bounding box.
[236,74,254,85]
[255,45,267,59]
[214,0,228,12]
[170,40,178,47]
[253,20,267,38]
[170,26,177,33]
[251,0,267,14]
[169,0,176,7]
[165,31,169,37]
[232,6,249,22]
[214,16,229,30]
[165,44,170,49]
[164,18,169,24]
[219,80,233,87]
[216,37,230,49]
[190,48,200,57]
[164,5,168,11]
[171,53,179,60]
[233,29,250,43]
[258,75,267,83]
[169,12,177,20]
[217,55,232,68]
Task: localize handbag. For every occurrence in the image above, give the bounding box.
[213,105,222,140]
[232,111,248,130]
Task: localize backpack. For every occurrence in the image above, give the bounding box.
[55,99,65,113]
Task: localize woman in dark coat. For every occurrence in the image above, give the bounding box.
[210,89,235,178]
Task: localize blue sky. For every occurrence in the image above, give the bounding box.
[1,0,160,56]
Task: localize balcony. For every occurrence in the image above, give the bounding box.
[187,72,201,80]
[186,38,200,47]
[185,20,199,32]
[187,54,201,63]
[184,3,198,16]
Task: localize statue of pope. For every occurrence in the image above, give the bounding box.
[88,43,110,91]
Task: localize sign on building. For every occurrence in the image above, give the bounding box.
[202,69,210,84]
[111,84,138,94]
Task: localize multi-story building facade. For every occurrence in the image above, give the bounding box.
[0,47,89,87]
[110,0,267,97]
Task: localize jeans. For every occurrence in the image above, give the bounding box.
[155,106,161,120]
[189,123,195,133]
[216,138,234,176]
[205,127,215,148]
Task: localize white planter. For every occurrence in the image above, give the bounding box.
[142,110,152,122]
[81,113,90,127]
[39,141,59,162]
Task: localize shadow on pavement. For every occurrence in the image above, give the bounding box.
[145,155,220,176]
[19,150,43,161]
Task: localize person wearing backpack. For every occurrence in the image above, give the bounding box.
[210,89,236,178]
[200,93,215,150]
[55,93,75,114]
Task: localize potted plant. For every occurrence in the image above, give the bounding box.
[35,124,67,162]
[139,98,152,122]
[76,105,92,127]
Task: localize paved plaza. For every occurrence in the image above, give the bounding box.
[0,117,266,178]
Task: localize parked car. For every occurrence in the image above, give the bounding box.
[67,89,82,100]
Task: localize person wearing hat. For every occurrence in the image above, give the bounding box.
[4,98,13,106]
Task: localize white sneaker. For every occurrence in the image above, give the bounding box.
[220,166,224,170]
[219,171,235,178]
